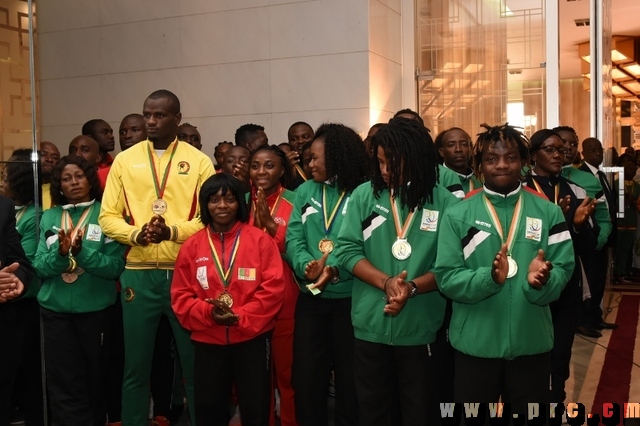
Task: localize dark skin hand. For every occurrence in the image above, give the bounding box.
[384,270,409,315]
[146,215,171,243]
[305,252,336,292]
[558,195,571,214]
[527,249,553,289]
[232,159,249,184]
[135,223,151,246]
[492,244,509,285]
[254,187,278,237]
[573,197,596,228]
[0,262,25,302]
[205,298,239,326]
[58,228,83,257]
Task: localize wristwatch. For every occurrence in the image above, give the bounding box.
[330,267,340,284]
[408,281,418,298]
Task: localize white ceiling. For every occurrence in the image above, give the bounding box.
[560,0,640,79]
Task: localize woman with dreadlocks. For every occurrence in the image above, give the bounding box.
[434,124,575,420]
[335,117,459,425]
[285,123,368,426]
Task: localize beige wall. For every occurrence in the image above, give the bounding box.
[559,78,591,145]
[37,0,406,156]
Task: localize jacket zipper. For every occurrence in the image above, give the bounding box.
[221,232,231,345]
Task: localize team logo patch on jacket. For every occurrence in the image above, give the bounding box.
[238,268,256,281]
[274,216,286,226]
[362,212,386,241]
[420,209,439,232]
[196,266,209,289]
[178,161,190,174]
[526,217,542,241]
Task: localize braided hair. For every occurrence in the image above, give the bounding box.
[250,144,292,189]
[473,123,530,178]
[370,117,439,210]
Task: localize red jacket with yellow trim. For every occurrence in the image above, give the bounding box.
[171,221,284,344]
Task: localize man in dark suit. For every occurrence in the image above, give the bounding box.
[580,137,618,332]
[0,193,34,424]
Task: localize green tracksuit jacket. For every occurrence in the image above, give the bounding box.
[286,180,354,298]
[15,203,39,298]
[562,165,611,250]
[34,200,126,313]
[336,183,460,345]
[434,185,575,359]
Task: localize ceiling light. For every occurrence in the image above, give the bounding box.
[463,64,484,73]
[612,68,632,81]
[621,63,640,78]
[612,84,633,97]
[621,80,640,94]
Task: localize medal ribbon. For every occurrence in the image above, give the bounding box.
[251,187,284,232]
[295,164,308,181]
[389,193,416,240]
[207,228,241,288]
[15,206,27,226]
[61,204,94,242]
[482,193,523,255]
[321,186,346,236]
[531,178,559,205]
[147,141,179,200]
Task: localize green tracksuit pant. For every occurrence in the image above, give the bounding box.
[120,269,196,426]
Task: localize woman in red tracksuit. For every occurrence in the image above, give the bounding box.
[171,173,284,426]
[248,145,298,426]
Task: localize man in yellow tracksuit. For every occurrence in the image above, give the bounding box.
[99,89,215,426]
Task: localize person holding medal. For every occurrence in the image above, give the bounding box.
[171,173,284,426]
[99,90,215,426]
[286,123,368,426]
[248,145,299,426]
[334,118,460,425]
[434,124,576,420]
[523,129,598,405]
[33,155,125,426]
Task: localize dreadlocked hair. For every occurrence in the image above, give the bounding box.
[313,123,369,193]
[473,123,530,177]
[371,117,439,210]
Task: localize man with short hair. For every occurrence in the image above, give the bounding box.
[39,141,60,209]
[99,89,215,426]
[69,135,102,167]
[235,123,268,153]
[119,114,147,152]
[286,122,314,190]
[177,123,202,150]
[82,119,115,169]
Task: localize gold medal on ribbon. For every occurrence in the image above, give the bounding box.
[318,238,334,254]
[217,291,233,308]
[60,205,93,283]
[123,287,135,302]
[389,194,416,261]
[507,256,518,278]
[391,238,412,260]
[62,272,78,283]
[147,142,179,216]
[151,199,168,215]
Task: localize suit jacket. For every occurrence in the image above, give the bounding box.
[0,194,34,300]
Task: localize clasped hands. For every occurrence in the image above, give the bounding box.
[0,262,25,303]
[136,215,171,246]
[305,252,337,293]
[492,244,553,289]
[205,298,239,326]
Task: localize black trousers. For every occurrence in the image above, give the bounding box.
[550,274,582,403]
[354,339,436,426]
[41,306,112,426]
[581,248,608,327]
[193,331,272,426]
[292,294,358,426]
[106,294,124,422]
[454,350,551,418]
[150,314,178,418]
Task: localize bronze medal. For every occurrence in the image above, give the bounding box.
[61,272,78,284]
[152,198,168,215]
[217,291,233,308]
[318,238,334,254]
[123,287,135,302]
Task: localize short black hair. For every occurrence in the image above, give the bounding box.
[50,156,103,206]
[81,119,107,138]
[250,145,292,189]
[313,123,369,193]
[552,125,578,141]
[5,149,39,206]
[235,123,265,148]
[529,129,561,153]
[433,127,472,164]
[287,121,313,134]
[473,123,530,177]
[393,109,425,126]
[146,89,181,115]
[199,173,249,226]
[371,118,439,209]
[121,113,144,122]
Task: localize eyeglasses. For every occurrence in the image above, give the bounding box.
[538,145,568,155]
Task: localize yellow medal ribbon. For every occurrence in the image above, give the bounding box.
[295,164,308,181]
[482,193,523,255]
[531,178,559,205]
[321,186,346,236]
[389,193,416,241]
[207,228,241,287]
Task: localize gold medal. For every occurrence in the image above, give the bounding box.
[507,256,518,278]
[151,198,168,215]
[391,238,412,260]
[217,291,233,308]
[123,287,135,302]
[318,238,334,254]
[61,272,78,283]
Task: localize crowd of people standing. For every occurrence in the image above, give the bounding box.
[0,88,631,426]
